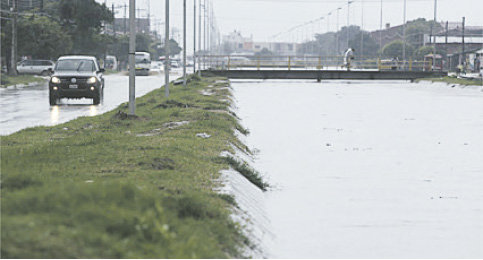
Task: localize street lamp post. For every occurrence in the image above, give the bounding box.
[430,0,437,44]
[336,7,341,54]
[361,0,364,58]
[193,0,196,74]
[164,0,170,97]
[379,0,383,55]
[347,0,353,49]
[198,0,202,75]
[203,0,206,69]
[183,0,186,86]
[402,0,407,66]
[128,0,136,115]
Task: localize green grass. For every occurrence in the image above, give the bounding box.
[0,73,46,87]
[104,69,121,75]
[416,76,483,86]
[222,156,268,191]
[1,75,264,258]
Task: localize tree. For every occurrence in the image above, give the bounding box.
[406,19,443,48]
[382,40,415,59]
[1,16,72,61]
[413,46,435,60]
[46,0,113,55]
[300,32,336,56]
[136,33,153,53]
[299,25,380,57]
[255,48,273,57]
[406,24,428,47]
[349,32,379,57]
[154,39,182,58]
[19,16,72,59]
[110,35,130,63]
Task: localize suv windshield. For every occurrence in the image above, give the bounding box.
[55,59,96,72]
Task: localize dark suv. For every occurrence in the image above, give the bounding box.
[49,56,104,105]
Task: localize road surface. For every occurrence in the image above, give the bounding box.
[1,72,179,135]
[233,80,483,258]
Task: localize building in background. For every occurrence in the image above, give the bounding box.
[222,30,298,56]
[425,24,483,55]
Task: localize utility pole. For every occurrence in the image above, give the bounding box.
[336,8,341,54]
[128,0,136,115]
[203,0,206,69]
[183,0,186,86]
[402,0,407,65]
[430,0,437,44]
[461,16,465,65]
[209,0,212,55]
[206,0,209,57]
[379,0,383,55]
[164,0,170,97]
[123,4,127,34]
[207,1,210,57]
[9,0,18,76]
[193,0,196,74]
[445,21,448,44]
[0,9,2,80]
[346,0,353,50]
[361,0,364,58]
[148,0,151,33]
[198,0,202,75]
[112,3,116,36]
[445,20,448,70]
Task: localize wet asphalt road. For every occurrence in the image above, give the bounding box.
[1,71,180,135]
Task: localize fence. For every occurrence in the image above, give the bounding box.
[199,55,434,72]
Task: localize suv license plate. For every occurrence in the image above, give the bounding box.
[69,84,78,89]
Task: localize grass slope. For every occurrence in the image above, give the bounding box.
[1,75,264,258]
[0,74,45,87]
[416,76,483,86]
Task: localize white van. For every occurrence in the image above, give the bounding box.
[17,60,55,75]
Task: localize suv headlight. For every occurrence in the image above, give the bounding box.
[51,77,61,84]
[87,77,97,84]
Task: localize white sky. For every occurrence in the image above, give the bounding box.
[99,0,483,52]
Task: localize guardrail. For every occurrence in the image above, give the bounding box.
[198,55,438,72]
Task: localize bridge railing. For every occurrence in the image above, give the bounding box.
[199,55,434,72]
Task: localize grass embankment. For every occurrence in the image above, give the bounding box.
[416,76,483,86]
[0,73,45,87]
[1,75,267,258]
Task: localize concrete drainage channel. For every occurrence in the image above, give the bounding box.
[218,145,272,258]
[209,86,272,258]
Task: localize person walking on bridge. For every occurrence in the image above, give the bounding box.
[344,48,355,71]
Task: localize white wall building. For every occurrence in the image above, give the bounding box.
[223,31,298,56]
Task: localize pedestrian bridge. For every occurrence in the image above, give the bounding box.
[198,55,447,80]
[200,69,446,81]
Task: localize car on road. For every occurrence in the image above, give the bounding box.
[17,60,55,75]
[49,56,104,105]
[170,59,181,68]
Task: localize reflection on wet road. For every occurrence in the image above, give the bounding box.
[1,72,178,135]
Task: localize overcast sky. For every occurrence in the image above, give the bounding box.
[99,0,483,52]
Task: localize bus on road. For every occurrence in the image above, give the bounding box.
[135,52,151,76]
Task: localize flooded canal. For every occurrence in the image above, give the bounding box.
[232,80,483,258]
